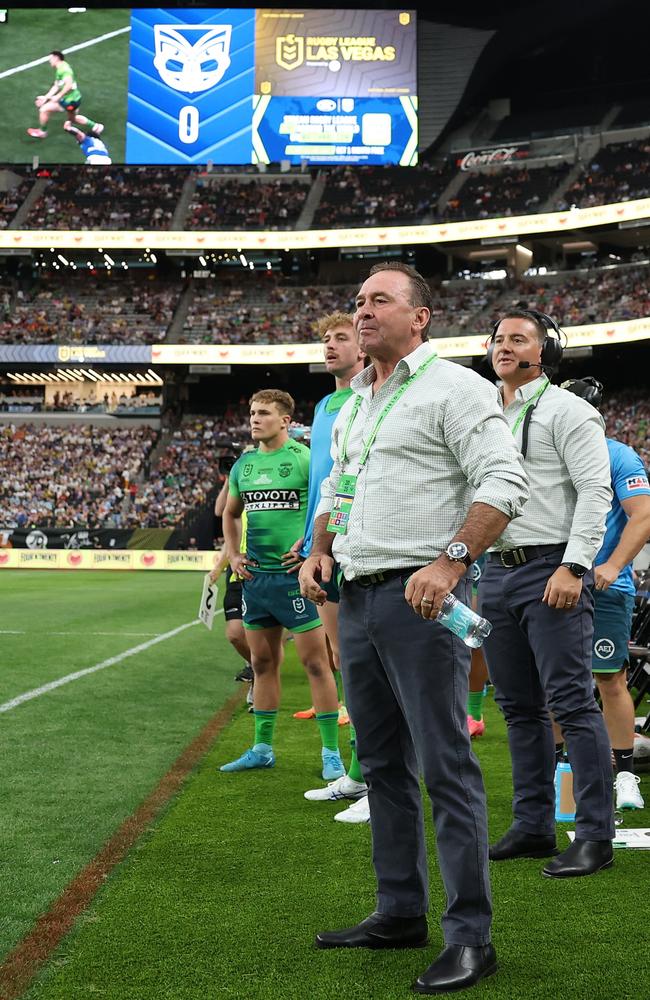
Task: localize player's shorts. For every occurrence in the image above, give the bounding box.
[223,576,243,622]
[470,554,487,597]
[592,588,635,672]
[60,98,81,111]
[242,572,321,633]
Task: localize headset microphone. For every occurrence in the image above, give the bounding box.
[518,361,545,369]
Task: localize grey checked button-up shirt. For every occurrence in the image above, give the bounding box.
[315,341,530,581]
[491,375,612,566]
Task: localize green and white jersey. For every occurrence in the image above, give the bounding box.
[55,61,81,102]
[229,440,310,573]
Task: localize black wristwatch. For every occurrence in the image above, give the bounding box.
[561,562,588,578]
[445,541,472,568]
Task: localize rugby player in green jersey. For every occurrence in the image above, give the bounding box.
[220,389,345,778]
[27,50,103,140]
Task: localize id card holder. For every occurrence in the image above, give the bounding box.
[327,473,357,535]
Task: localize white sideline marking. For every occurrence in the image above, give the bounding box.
[0,26,131,80]
[0,630,161,637]
[0,613,222,714]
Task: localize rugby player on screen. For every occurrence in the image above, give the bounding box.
[27,50,103,140]
[63,121,112,164]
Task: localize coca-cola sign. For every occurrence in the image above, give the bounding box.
[456,145,529,171]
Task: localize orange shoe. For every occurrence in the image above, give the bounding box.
[468,715,485,739]
[293,706,316,720]
[338,704,350,726]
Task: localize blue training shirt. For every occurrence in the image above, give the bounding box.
[300,388,353,557]
[595,437,650,595]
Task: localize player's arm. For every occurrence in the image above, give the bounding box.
[222,491,254,580]
[595,494,650,590]
[208,544,230,585]
[214,477,229,518]
[57,76,73,97]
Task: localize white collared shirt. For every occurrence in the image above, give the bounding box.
[315,341,530,581]
[491,375,612,566]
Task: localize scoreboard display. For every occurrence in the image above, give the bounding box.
[1,7,417,165]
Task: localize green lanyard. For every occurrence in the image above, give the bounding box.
[510,378,549,438]
[340,352,438,469]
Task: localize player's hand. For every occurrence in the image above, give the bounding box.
[542,566,582,610]
[299,554,333,606]
[230,553,256,581]
[404,557,465,620]
[35,96,46,108]
[281,537,304,574]
[208,568,221,585]
[594,561,619,591]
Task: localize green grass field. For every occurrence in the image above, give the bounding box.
[0,570,648,1000]
[0,9,130,164]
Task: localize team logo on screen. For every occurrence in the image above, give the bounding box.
[153,24,232,93]
[276,35,304,72]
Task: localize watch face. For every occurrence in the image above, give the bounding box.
[447,542,469,560]
[564,562,587,578]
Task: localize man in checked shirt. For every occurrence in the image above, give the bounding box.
[299,262,529,995]
[480,310,614,879]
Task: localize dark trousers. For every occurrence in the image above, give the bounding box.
[479,552,614,841]
[338,575,492,947]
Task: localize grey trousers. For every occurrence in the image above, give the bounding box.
[338,574,492,947]
[479,552,615,841]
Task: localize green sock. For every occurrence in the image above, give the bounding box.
[335,670,344,701]
[467,690,484,721]
[83,117,97,129]
[347,727,364,783]
[316,712,339,752]
[253,709,277,748]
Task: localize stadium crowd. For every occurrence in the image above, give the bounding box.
[25,167,188,230]
[0,422,157,528]
[2,260,649,345]
[558,140,650,209]
[0,273,180,344]
[444,163,570,219]
[313,163,454,227]
[187,177,309,230]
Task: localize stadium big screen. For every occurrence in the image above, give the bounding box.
[0,7,418,165]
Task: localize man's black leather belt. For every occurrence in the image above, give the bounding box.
[488,544,565,569]
[352,567,422,588]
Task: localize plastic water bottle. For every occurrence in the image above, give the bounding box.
[435,594,492,648]
[554,760,576,822]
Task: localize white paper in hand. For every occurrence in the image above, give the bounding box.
[198,573,217,630]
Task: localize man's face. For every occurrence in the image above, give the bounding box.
[249,401,288,443]
[491,317,543,380]
[322,323,364,376]
[49,54,60,67]
[354,270,426,357]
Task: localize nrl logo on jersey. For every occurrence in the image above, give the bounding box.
[153,24,232,93]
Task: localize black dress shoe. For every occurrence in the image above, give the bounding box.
[543,838,613,878]
[489,826,558,861]
[315,911,428,949]
[413,944,497,994]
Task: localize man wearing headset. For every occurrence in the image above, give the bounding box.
[479,309,615,878]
